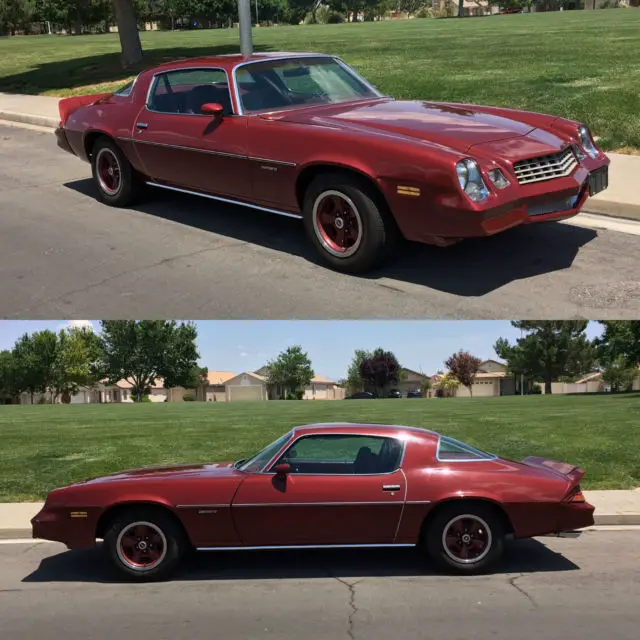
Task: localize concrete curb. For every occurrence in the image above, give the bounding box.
[0,109,58,129]
[1,109,639,224]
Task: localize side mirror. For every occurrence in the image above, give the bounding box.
[274,463,291,477]
[200,102,224,118]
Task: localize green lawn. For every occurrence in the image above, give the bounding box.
[0,394,638,501]
[0,12,639,151]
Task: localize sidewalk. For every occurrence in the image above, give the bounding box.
[1,490,639,539]
[1,91,639,222]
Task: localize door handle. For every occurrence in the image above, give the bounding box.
[382,484,401,491]
[136,122,148,129]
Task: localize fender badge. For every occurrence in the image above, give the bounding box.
[397,185,420,197]
[70,511,88,518]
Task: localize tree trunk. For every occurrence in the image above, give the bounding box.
[545,380,552,394]
[112,0,143,67]
[458,0,465,17]
[468,385,473,398]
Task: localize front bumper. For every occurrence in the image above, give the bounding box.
[389,157,609,245]
[31,504,98,549]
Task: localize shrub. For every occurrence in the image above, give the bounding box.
[530,384,542,395]
[183,394,196,401]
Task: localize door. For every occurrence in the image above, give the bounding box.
[232,434,406,546]
[132,67,252,200]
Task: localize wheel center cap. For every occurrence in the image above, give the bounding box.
[334,217,344,230]
[461,534,471,544]
[137,541,148,551]
[108,167,114,176]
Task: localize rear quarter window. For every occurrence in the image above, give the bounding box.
[436,436,496,461]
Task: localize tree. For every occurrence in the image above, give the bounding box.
[602,356,637,394]
[345,348,371,395]
[445,350,482,397]
[11,330,59,403]
[420,377,432,397]
[434,372,460,397]
[50,327,103,403]
[597,321,640,368]
[265,345,314,399]
[99,320,199,401]
[494,321,595,395]
[359,348,400,397]
[186,365,209,400]
[112,0,143,67]
[0,350,21,403]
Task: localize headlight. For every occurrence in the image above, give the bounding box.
[456,159,490,202]
[578,126,599,159]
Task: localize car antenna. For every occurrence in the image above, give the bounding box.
[237,0,253,59]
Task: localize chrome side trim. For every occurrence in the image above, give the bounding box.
[405,501,432,505]
[145,182,303,220]
[136,138,246,160]
[251,156,296,168]
[196,543,416,551]
[175,504,228,509]
[233,501,404,507]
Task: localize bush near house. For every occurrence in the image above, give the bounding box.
[0,393,638,501]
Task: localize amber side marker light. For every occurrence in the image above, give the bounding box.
[566,487,586,503]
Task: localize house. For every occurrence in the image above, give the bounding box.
[439,360,517,398]
[434,0,498,16]
[397,368,430,396]
[201,368,344,401]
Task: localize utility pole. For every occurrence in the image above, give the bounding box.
[237,0,253,59]
[255,0,259,25]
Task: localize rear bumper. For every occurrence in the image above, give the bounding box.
[54,125,74,155]
[555,500,595,533]
[31,504,97,549]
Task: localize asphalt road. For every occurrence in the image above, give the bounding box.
[1,530,639,639]
[1,123,639,319]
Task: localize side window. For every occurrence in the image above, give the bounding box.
[148,69,233,116]
[436,436,495,461]
[274,435,403,475]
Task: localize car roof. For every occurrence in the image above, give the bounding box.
[292,423,439,441]
[148,52,333,74]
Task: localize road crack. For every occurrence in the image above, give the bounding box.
[508,573,537,608]
[325,570,361,640]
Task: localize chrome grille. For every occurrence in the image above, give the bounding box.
[513,146,578,185]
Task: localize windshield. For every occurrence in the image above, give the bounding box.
[236,57,382,113]
[238,432,293,473]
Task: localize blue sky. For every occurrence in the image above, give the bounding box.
[0,321,604,381]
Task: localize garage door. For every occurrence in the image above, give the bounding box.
[228,385,263,401]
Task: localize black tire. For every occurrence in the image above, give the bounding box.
[103,507,187,582]
[424,503,505,575]
[302,172,398,274]
[91,136,141,207]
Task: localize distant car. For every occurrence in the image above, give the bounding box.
[346,391,376,399]
[54,52,609,274]
[388,389,402,398]
[407,390,423,398]
[32,423,595,581]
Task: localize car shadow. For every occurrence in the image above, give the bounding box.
[22,539,578,584]
[0,45,275,95]
[64,179,598,297]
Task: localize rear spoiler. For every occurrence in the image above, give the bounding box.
[522,456,585,484]
[58,93,110,126]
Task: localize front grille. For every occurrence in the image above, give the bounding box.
[513,146,578,185]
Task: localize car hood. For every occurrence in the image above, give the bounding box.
[274,99,536,152]
[73,461,240,485]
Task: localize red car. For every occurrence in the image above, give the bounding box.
[32,423,594,581]
[55,53,609,273]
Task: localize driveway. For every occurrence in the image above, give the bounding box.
[1,529,639,639]
[1,123,639,319]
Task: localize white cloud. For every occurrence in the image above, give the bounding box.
[240,351,249,357]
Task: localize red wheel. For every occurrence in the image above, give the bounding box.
[442,514,492,564]
[116,521,167,571]
[95,147,122,196]
[312,190,363,258]
[302,172,398,273]
[425,504,505,574]
[104,507,187,581]
[90,137,142,207]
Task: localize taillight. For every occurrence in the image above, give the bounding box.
[565,486,585,503]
